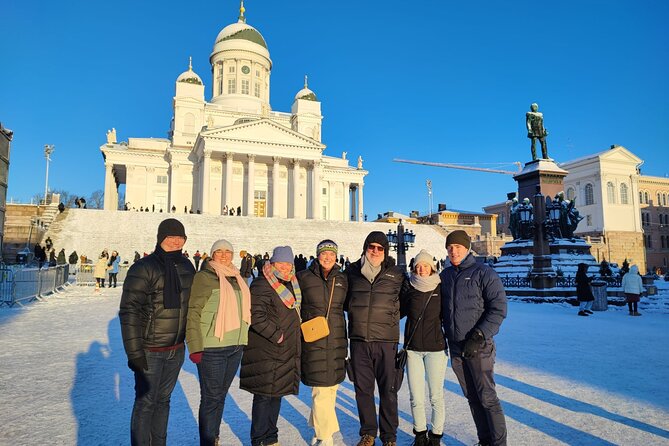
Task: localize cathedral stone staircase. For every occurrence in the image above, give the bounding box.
[44,209,448,266]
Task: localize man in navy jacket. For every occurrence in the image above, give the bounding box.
[440,230,507,446]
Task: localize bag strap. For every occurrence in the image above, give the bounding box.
[325,277,336,320]
[404,287,435,349]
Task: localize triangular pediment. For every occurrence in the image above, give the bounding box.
[598,145,643,164]
[199,118,325,151]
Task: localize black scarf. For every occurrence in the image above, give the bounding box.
[154,245,183,310]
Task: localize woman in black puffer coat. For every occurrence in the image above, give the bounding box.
[297,240,348,446]
[575,262,594,316]
[240,246,302,446]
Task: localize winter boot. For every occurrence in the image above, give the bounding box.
[356,435,376,446]
[427,431,443,445]
[411,429,429,446]
[577,311,588,316]
[634,311,642,316]
[584,310,593,314]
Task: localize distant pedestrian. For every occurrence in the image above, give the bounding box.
[575,263,594,316]
[94,253,108,290]
[108,251,121,288]
[194,250,202,270]
[237,206,242,216]
[622,264,644,316]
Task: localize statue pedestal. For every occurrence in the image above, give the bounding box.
[514,159,568,202]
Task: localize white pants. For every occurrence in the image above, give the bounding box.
[309,384,340,440]
[406,349,448,434]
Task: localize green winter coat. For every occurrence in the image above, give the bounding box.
[186,265,249,353]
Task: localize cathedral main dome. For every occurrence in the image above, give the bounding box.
[214,22,267,49]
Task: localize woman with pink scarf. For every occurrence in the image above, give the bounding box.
[186,239,251,446]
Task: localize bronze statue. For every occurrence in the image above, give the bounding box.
[526,103,548,160]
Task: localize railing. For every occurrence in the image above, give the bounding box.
[0,264,70,307]
[501,276,531,288]
[502,275,622,288]
[73,263,130,286]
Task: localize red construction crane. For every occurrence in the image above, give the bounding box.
[393,159,522,175]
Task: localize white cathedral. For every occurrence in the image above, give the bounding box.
[100,4,367,220]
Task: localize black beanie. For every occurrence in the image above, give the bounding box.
[157,218,187,244]
[445,230,471,250]
[362,231,389,259]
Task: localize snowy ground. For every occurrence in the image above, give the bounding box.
[1,282,668,446]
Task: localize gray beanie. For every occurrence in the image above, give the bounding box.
[210,239,234,255]
[413,249,436,272]
[270,246,294,264]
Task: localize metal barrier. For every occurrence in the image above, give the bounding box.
[0,264,71,307]
[74,263,129,286]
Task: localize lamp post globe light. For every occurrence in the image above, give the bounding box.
[386,219,416,272]
[43,144,55,205]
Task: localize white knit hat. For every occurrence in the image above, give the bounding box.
[413,249,436,272]
[210,239,234,254]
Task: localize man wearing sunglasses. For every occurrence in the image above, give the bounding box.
[345,231,406,446]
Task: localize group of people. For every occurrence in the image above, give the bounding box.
[119,218,509,446]
[93,249,121,290]
[575,262,645,317]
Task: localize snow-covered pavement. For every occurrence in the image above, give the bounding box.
[1,283,668,445]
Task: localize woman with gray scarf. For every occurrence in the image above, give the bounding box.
[400,250,446,446]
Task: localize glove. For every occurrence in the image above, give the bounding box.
[189,352,203,364]
[128,355,148,372]
[462,328,485,359]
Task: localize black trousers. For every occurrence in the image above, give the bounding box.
[350,341,400,443]
[250,394,282,446]
[451,341,507,446]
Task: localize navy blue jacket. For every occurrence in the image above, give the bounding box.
[439,253,507,356]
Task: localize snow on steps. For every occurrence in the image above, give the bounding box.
[45,209,448,264]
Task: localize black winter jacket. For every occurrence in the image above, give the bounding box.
[240,275,301,397]
[439,253,507,356]
[119,251,195,364]
[400,281,446,352]
[576,273,594,302]
[345,259,405,343]
[297,262,348,387]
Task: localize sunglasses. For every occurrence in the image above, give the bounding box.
[367,245,385,253]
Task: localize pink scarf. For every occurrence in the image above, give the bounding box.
[208,260,251,340]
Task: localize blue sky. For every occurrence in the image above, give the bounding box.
[2,0,668,217]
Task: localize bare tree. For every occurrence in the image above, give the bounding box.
[88,190,104,209]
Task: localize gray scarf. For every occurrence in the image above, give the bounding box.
[410,271,441,293]
[360,255,382,283]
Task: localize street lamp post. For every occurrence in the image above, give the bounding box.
[386,219,416,272]
[43,144,55,205]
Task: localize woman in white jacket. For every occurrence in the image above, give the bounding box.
[622,265,644,316]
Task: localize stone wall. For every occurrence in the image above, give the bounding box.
[579,230,645,273]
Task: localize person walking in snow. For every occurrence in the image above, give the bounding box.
[186,239,251,446]
[622,264,644,316]
[297,240,348,446]
[576,263,595,316]
[107,251,121,288]
[240,246,302,446]
[440,230,507,446]
[119,218,195,446]
[94,251,109,290]
[400,249,446,446]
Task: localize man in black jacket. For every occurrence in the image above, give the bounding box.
[119,218,196,446]
[345,231,405,446]
[440,230,507,446]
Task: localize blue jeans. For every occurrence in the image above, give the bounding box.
[579,300,593,312]
[196,346,244,446]
[130,347,185,446]
[406,349,447,434]
[251,394,282,446]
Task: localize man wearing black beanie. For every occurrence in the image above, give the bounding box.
[345,231,405,446]
[120,218,195,446]
[440,230,507,446]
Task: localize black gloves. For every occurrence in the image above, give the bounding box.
[128,355,148,372]
[462,328,485,359]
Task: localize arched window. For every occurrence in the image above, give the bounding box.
[640,191,644,204]
[645,191,650,204]
[620,183,629,204]
[585,184,594,205]
[664,193,668,206]
[566,187,575,201]
[607,182,616,204]
[658,193,662,206]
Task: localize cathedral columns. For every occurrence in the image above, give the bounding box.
[289,158,300,218]
[271,156,281,217]
[245,154,255,216]
[311,161,321,219]
[343,181,350,221]
[223,152,233,212]
[103,163,117,210]
[357,183,364,221]
[201,150,212,213]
